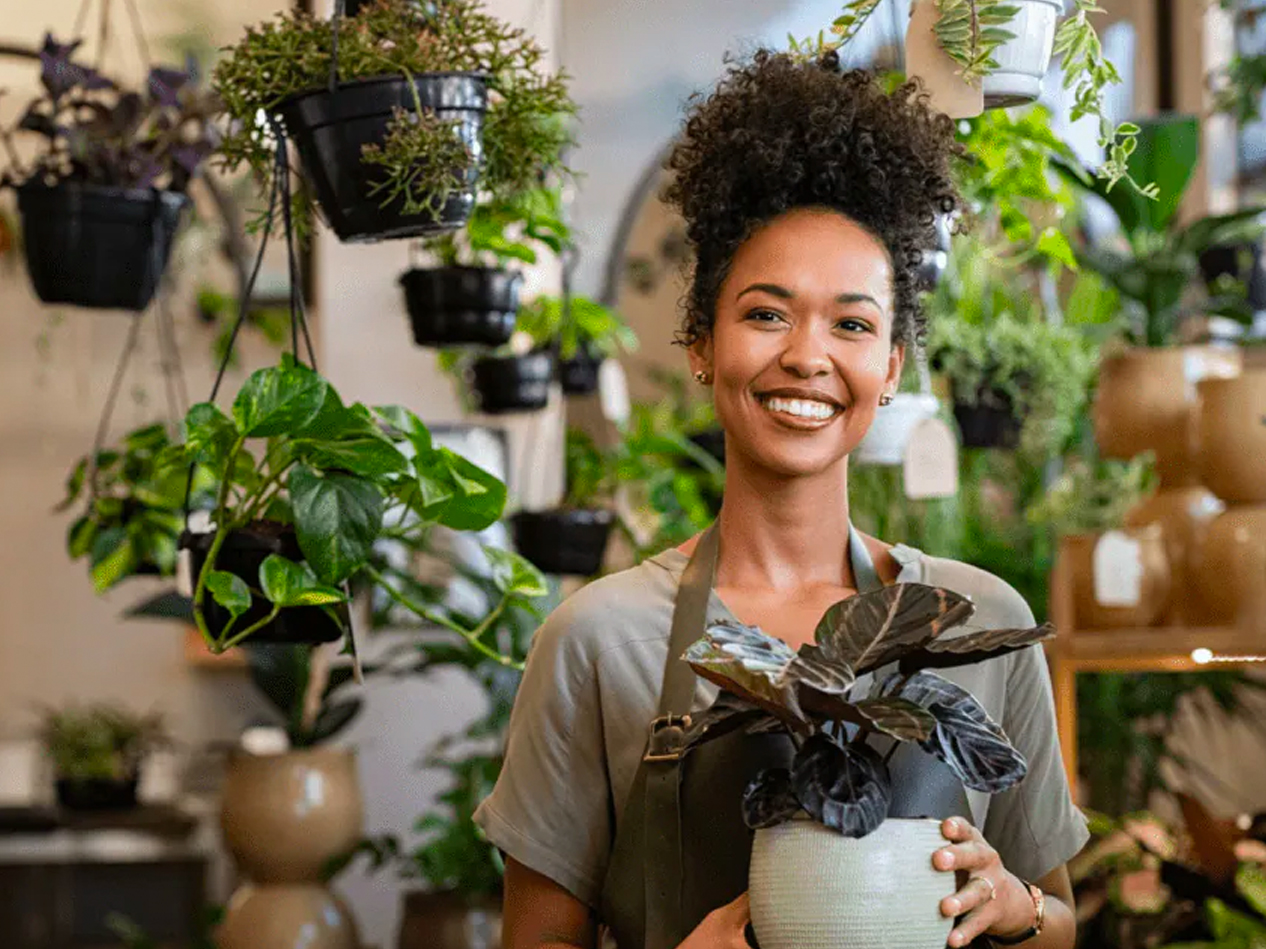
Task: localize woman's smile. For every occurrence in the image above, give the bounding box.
[756,387,845,429]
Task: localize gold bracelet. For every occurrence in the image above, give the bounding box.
[987,880,1044,946]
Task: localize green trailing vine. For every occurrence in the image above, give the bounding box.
[933,0,1019,83]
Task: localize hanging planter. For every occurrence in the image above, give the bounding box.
[512,508,614,576]
[979,0,1066,109]
[853,394,940,466]
[558,344,604,394]
[515,291,637,396]
[401,265,522,347]
[470,351,555,414]
[951,386,1021,450]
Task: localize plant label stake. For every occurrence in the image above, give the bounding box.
[1092,530,1144,608]
[904,0,983,119]
[902,416,958,499]
[597,358,631,426]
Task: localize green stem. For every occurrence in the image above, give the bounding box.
[219,603,284,652]
[191,436,247,651]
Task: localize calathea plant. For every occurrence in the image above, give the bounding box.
[682,584,1051,836]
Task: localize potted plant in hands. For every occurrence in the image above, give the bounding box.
[39,704,169,810]
[512,428,615,576]
[515,291,639,394]
[402,187,570,347]
[0,35,217,310]
[213,0,575,243]
[680,583,1051,949]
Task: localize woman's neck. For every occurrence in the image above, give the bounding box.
[713,451,855,592]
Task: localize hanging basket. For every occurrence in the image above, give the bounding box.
[470,351,554,414]
[558,346,604,395]
[278,73,488,243]
[952,387,1020,450]
[981,0,1065,109]
[854,394,939,466]
[179,525,346,644]
[511,508,614,576]
[400,266,521,347]
[17,183,187,311]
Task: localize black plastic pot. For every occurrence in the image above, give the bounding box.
[512,508,614,576]
[953,389,1021,450]
[470,351,554,414]
[179,526,345,644]
[278,73,488,243]
[401,266,521,346]
[55,776,139,811]
[558,346,604,394]
[17,183,188,311]
[1199,242,1266,309]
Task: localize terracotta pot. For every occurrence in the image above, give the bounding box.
[398,890,502,949]
[1189,505,1266,625]
[1124,487,1226,624]
[220,748,363,883]
[1094,347,1241,488]
[217,883,359,949]
[1063,527,1172,628]
[1197,371,1266,503]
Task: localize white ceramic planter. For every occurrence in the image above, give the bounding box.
[982,0,1066,109]
[854,394,940,466]
[750,817,955,949]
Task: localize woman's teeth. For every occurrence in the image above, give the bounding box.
[761,397,839,421]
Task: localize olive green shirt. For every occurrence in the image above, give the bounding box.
[473,544,1089,909]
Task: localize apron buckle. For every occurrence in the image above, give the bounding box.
[643,714,692,762]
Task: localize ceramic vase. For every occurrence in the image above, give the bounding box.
[1197,371,1266,504]
[1189,505,1266,625]
[1124,487,1225,624]
[1062,527,1172,628]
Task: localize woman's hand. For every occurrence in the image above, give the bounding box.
[934,817,1035,948]
[680,892,752,949]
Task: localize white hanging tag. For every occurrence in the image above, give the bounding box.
[1092,531,1144,607]
[597,358,631,426]
[176,547,194,599]
[903,417,959,499]
[904,0,984,119]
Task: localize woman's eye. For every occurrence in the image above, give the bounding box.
[745,309,784,325]
[837,318,872,334]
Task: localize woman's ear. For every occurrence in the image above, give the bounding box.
[885,341,906,396]
[687,336,714,384]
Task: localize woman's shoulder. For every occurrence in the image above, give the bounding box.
[909,549,1037,629]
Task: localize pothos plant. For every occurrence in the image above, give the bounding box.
[423,186,570,270]
[515,293,639,361]
[212,0,575,237]
[681,583,1051,836]
[174,354,545,656]
[793,0,1151,197]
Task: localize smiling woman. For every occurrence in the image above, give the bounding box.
[474,49,1088,949]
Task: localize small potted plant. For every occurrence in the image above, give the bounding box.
[401,187,570,347]
[57,423,216,592]
[515,292,638,394]
[39,703,169,810]
[213,0,575,243]
[0,35,217,310]
[512,429,615,576]
[174,355,509,653]
[438,337,556,415]
[681,583,1051,949]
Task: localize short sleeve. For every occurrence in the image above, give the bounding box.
[472,599,613,908]
[984,642,1090,882]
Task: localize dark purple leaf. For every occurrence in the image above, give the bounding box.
[780,642,856,694]
[814,583,975,676]
[851,696,936,742]
[681,691,770,750]
[791,734,891,837]
[685,622,806,727]
[741,768,801,829]
[898,623,1056,674]
[171,141,213,175]
[110,92,144,136]
[747,715,787,735]
[17,104,58,138]
[147,65,190,108]
[39,33,112,99]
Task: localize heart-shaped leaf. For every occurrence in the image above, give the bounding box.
[685,622,805,726]
[777,642,856,694]
[484,546,548,599]
[374,405,433,457]
[232,360,328,438]
[791,734,891,837]
[814,584,975,676]
[259,554,349,608]
[436,448,506,530]
[297,388,382,441]
[298,437,409,479]
[288,465,383,585]
[898,623,1055,673]
[183,402,239,467]
[742,768,801,830]
[851,697,936,742]
[206,570,251,619]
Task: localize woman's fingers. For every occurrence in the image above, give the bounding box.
[940,874,997,918]
[946,898,996,948]
[933,839,994,872]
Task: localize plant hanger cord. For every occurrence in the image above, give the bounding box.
[86,310,146,503]
[69,0,153,75]
[271,115,318,371]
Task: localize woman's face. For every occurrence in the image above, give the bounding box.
[689,207,904,479]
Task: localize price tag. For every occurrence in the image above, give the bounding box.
[1092,531,1144,607]
[903,417,959,499]
[176,547,194,599]
[598,358,631,426]
[904,0,984,119]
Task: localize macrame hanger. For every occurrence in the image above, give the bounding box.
[69,0,152,75]
[85,309,147,504]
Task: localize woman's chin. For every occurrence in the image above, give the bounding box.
[727,438,851,480]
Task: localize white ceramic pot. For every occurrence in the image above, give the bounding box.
[750,817,955,949]
[854,394,940,466]
[982,0,1065,109]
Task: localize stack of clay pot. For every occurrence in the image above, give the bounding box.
[216,748,364,949]
[1082,344,1263,629]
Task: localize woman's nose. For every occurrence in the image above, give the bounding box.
[778,323,831,378]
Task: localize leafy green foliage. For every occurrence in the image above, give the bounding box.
[58,423,214,592]
[516,294,639,360]
[562,428,612,509]
[244,643,366,747]
[1026,453,1155,536]
[933,0,1019,83]
[212,0,575,237]
[425,186,570,269]
[38,703,168,781]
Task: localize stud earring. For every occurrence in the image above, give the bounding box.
[694,369,713,385]
[879,393,895,406]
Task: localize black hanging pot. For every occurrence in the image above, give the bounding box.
[557,345,604,395]
[55,775,140,811]
[179,524,345,644]
[952,386,1021,450]
[470,350,554,414]
[401,266,521,346]
[17,183,188,311]
[1199,241,1266,309]
[512,508,614,576]
[277,73,488,243]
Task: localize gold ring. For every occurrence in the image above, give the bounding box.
[972,875,997,902]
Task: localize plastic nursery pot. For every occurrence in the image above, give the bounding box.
[558,346,604,395]
[401,266,521,347]
[1199,242,1266,309]
[55,776,139,811]
[511,508,614,576]
[179,524,345,645]
[278,73,488,243]
[952,388,1021,450]
[981,0,1066,109]
[470,350,555,414]
[17,183,188,311]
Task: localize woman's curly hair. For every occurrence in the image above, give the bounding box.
[664,51,962,348]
